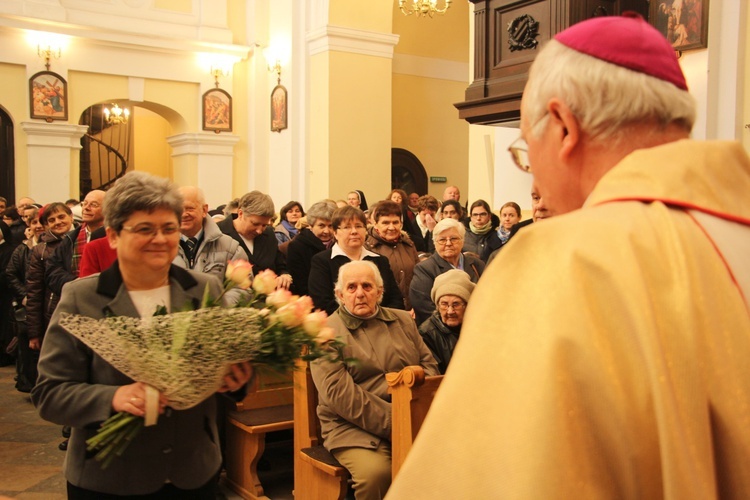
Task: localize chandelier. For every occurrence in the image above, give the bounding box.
[103,103,130,125]
[399,0,451,17]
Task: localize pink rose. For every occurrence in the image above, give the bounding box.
[225,260,253,289]
[295,295,314,316]
[302,311,328,336]
[252,269,278,295]
[273,299,307,328]
[266,289,293,308]
[315,327,336,345]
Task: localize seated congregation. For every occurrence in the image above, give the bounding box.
[1,180,537,499]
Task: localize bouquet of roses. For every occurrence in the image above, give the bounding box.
[58,262,344,469]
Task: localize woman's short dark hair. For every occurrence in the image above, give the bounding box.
[279,201,305,223]
[41,202,72,225]
[3,207,20,222]
[331,206,367,231]
[469,199,492,215]
[388,189,408,206]
[441,199,462,216]
[372,200,402,222]
[104,172,183,232]
[417,195,440,213]
[500,201,522,218]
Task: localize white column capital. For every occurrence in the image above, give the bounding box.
[307,25,399,58]
[20,122,89,148]
[167,132,240,156]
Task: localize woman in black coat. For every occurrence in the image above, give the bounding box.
[308,206,404,315]
[287,201,336,296]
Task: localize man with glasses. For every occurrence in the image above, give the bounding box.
[9,197,35,246]
[418,269,475,374]
[390,14,750,498]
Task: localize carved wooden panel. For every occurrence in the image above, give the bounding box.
[456,0,647,124]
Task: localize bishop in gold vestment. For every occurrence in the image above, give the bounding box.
[388,14,750,500]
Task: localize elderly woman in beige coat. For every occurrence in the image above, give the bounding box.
[311,260,437,500]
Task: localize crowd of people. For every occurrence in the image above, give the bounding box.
[0,178,538,498]
[2,12,748,500]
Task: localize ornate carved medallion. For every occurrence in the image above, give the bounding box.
[507,14,540,52]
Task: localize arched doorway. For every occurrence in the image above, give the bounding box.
[0,107,15,202]
[79,102,133,198]
[391,148,427,195]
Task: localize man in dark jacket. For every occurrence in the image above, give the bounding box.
[217,190,292,289]
[45,190,106,295]
[418,269,475,374]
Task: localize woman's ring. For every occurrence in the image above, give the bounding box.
[130,397,138,403]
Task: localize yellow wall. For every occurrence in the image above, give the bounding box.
[392,73,469,199]
[153,0,192,13]
[328,51,392,201]
[133,107,171,178]
[0,63,30,197]
[143,79,197,133]
[392,1,469,61]
[307,51,331,202]
[391,0,470,200]
[68,72,129,125]
[330,0,392,32]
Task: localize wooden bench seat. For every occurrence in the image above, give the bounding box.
[293,362,443,498]
[386,365,444,478]
[293,359,349,500]
[224,372,294,500]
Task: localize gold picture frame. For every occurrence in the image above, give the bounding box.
[202,88,232,133]
[29,71,68,122]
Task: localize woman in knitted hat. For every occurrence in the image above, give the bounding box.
[418,269,475,374]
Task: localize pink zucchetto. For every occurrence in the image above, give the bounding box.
[554,12,688,91]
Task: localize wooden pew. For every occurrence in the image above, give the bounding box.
[293,358,349,500]
[386,365,444,478]
[224,370,294,500]
[292,363,442,498]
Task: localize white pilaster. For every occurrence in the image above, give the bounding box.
[20,121,88,202]
[167,132,240,208]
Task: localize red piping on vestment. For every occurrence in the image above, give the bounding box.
[590,196,750,226]
[593,196,749,312]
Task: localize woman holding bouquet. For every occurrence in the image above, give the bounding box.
[32,172,252,499]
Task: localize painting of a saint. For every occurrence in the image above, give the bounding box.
[202,88,232,133]
[651,0,708,51]
[271,85,287,132]
[29,71,68,122]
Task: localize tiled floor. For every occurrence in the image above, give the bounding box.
[0,365,294,499]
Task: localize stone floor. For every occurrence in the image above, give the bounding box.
[0,364,294,499]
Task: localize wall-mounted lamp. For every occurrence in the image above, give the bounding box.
[210,66,229,88]
[399,0,452,18]
[27,31,68,70]
[37,44,61,71]
[263,45,287,85]
[104,103,130,125]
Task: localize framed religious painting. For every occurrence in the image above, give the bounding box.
[649,0,709,51]
[202,88,232,133]
[271,84,287,132]
[29,71,68,122]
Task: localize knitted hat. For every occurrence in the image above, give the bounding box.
[431,269,475,305]
[555,12,688,91]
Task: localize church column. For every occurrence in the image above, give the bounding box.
[20,122,88,202]
[306,21,398,202]
[167,132,240,208]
